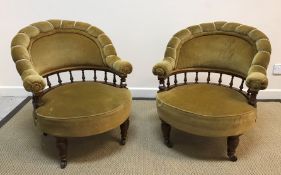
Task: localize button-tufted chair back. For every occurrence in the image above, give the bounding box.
[164,22,271,77]
[11,20,118,76]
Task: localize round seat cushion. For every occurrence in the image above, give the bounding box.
[35,82,131,137]
[156,84,256,137]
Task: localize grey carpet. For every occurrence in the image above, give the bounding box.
[0,96,27,120]
[0,101,281,174]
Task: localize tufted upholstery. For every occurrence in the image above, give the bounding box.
[11,19,132,94]
[153,22,271,161]
[153,21,271,91]
[10,19,133,136]
[11,20,133,168]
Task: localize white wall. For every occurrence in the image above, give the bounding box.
[0,0,280,98]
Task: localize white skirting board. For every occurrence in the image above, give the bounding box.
[0,86,281,99]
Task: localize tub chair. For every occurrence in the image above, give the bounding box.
[11,20,133,168]
[153,22,271,161]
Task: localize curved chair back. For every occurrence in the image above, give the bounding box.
[11,20,117,76]
[165,22,271,77]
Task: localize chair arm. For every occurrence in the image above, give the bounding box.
[19,67,45,93]
[23,74,46,93]
[105,55,132,75]
[11,35,46,94]
[12,53,45,93]
[152,57,175,77]
[246,49,271,91]
[246,65,268,91]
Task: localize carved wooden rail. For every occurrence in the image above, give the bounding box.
[157,68,258,106]
[42,67,127,93]
[32,67,127,109]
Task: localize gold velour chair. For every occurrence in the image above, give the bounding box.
[153,22,271,161]
[11,20,133,168]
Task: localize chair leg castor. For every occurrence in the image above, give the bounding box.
[120,119,129,145]
[227,135,240,162]
[161,120,173,148]
[228,155,238,162]
[56,137,68,169]
[60,160,67,169]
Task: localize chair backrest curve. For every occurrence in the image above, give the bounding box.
[11,19,117,76]
[165,22,271,77]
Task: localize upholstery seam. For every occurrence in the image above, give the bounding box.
[156,85,255,118]
[35,103,127,120]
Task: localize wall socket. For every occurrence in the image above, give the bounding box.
[273,64,281,75]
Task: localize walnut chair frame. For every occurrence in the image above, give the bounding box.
[11,20,132,168]
[33,67,129,168]
[157,68,256,161]
[153,21,271,161]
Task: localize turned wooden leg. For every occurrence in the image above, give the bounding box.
[227,136,240,161]
[120,119,129,145]
[161,120,172,148]
[56,137,68,169]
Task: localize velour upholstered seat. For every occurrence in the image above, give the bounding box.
[11,19,133,168]
[35,82,131,137]
[157,84,256,137]
[152,21,271,161]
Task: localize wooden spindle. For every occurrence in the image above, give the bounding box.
[167,77,170,88]
[218,73,222,85]
[184,72,187,84]
[93,70,97,81]
[46,76,51,88]
[247,89,250,96]
[174,75,177,85]
[69,71,73,83]
[57,73,62,85]
[248,90,258,106]
[113,74,117,86]
[104,71,108,83]
[158,77,165,91]
[32,93,41,109]
[239,79,244,91]
[120,76,127,88]
[229,75,234,88]
[195,72,198,83]
[82,70,85,82]
[207,72,210,84]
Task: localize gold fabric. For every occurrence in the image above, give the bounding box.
[152,22,271,91]
[177,34,257,76]
[153,22,271,138]
[157,84,256,137]
[35,82,132,137]
[30,32,104,74]
[11,19,132,94]
[11,20,133,139]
